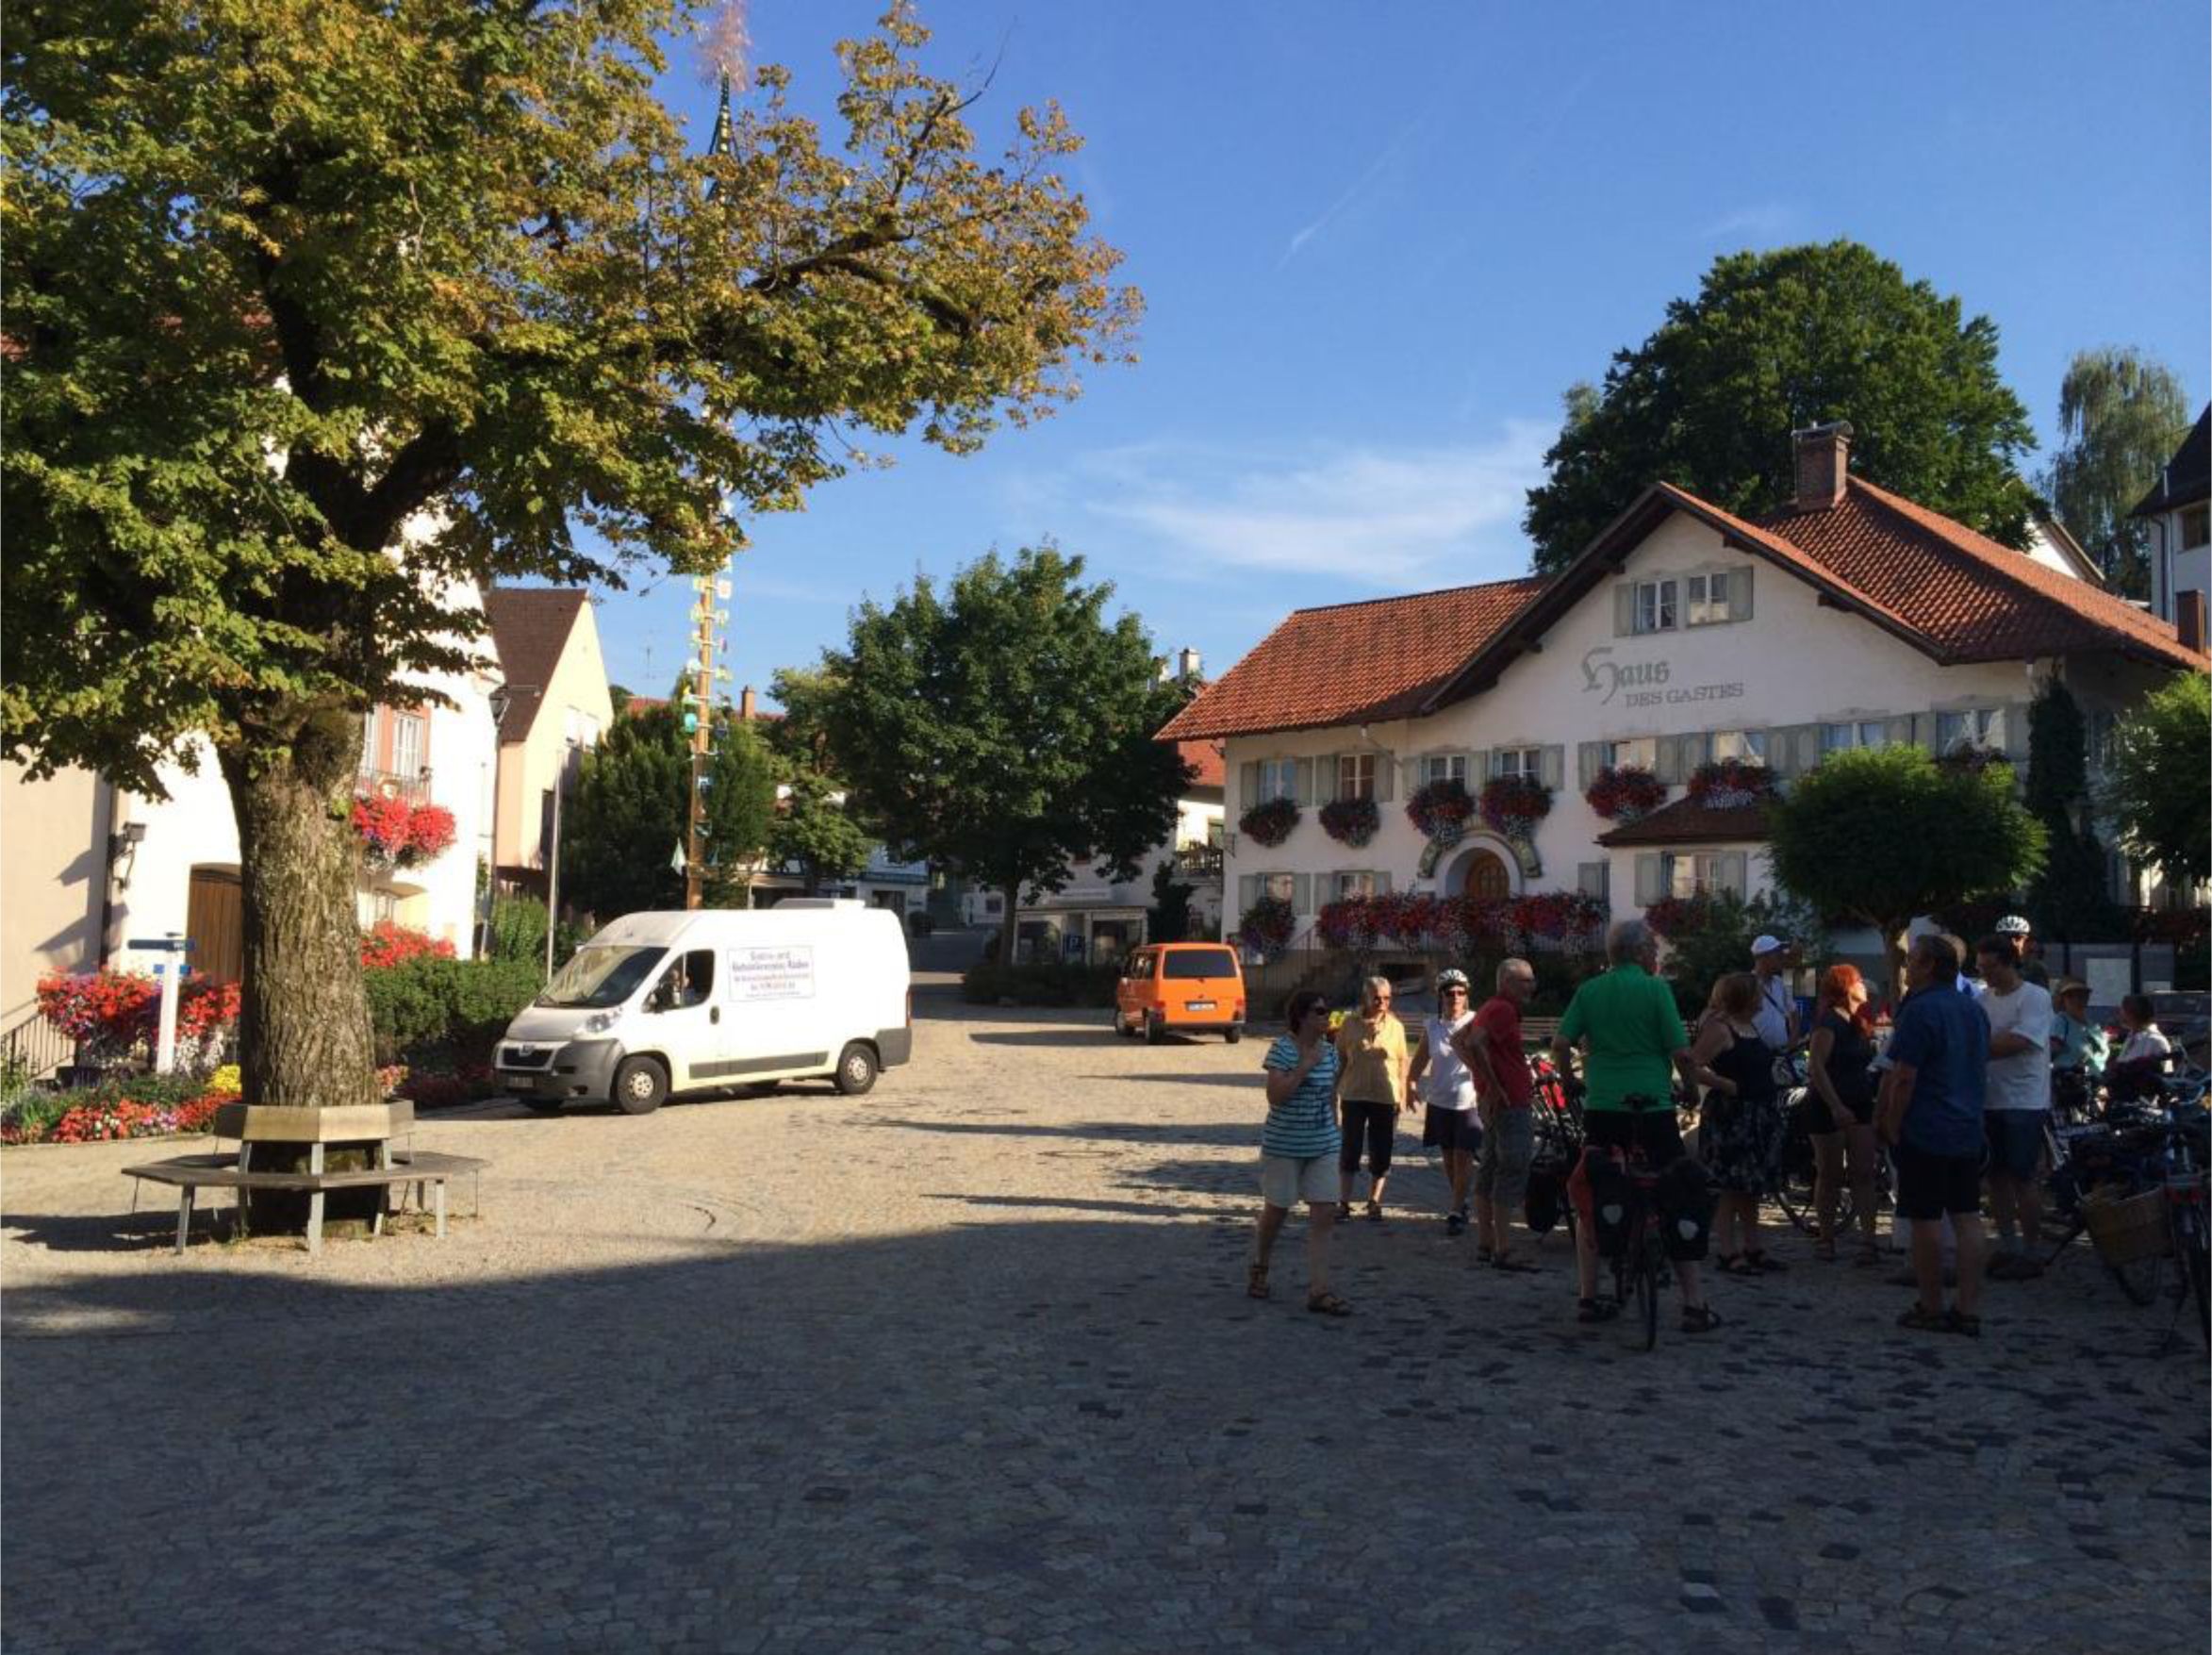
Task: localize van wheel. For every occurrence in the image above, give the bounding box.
[1146,1014,1166,1046]
[1225,1025,1243,1045]
[611,1056,669,1116]
[834,1041,880,1096]
[1114,1010,1136,1038]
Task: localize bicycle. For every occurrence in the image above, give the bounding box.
[1581,1092,1685,1353]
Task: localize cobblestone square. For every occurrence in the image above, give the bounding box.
[4,1000,2206,1653]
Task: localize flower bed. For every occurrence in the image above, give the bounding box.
[1585,764,1666,823]
[360,921,456,970]
[1313,890,1606,955]
[1318,796,1380,848]
[1685,758,1776,809]
[1238,796,1300,848]
[3,1067,241,1147]
[1405,779,1475,844]
[1235,896,1297,960]
[1478,774,1552,839]
[354,796,458,868]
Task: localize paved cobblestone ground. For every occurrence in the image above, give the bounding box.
[5,997,2206,1653]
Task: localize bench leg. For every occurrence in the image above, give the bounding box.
[434,1179,447,1239]
[175,1185,194,1255]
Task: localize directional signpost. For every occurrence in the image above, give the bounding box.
[126,934,194,1074]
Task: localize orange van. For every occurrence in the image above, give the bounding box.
[1114,942,1246,1044]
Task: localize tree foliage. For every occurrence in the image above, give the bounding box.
[807,546,1191,964]
[1524,241,2038,573]
[2041,347,2192,599]
[2022,679,2117,938]
[0,2,1134,1110]
[561,694,777,917]
[761,665,876,895]
[1765,746,2046,996]
[2103,672,2211,890]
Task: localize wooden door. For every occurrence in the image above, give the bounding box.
[186,869,244,983]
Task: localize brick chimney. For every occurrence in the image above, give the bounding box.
[1791,421,1855,512]
[2178,589,2206,655]
[739,685,757,722]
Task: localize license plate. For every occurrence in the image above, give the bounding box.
[1187,1000,1215,1013]
[508,1075,536,1091]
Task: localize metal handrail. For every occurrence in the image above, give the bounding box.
[355,766,432,803]
[0,1011,77,1085]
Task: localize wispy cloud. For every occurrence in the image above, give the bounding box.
[1070,424,1552,586]
[1701,202,1796,242]
[1278,130,1414,269]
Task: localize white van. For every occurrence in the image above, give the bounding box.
[493,901,912,1115]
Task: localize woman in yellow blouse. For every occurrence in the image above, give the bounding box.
[1335,975,1413,1220]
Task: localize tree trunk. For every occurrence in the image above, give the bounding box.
[219,709,382,1234]
[999,878,1022,967]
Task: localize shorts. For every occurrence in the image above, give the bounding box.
[1422,1104,1482,1154]
[1893,1142,1983,1220]
[1475,1108,1533,1207]
[1339,1099,1397,1176]
[1259,1152,1338,1209]
[1580,1103,1687,1168]
[1984,1110,2048,1182]
[1807,1088,1876,1132]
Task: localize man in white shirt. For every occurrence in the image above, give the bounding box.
[1976,934,2053,1281]
[1750,934,1799,1051]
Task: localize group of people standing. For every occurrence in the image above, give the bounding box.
[1246,909,2162,1337]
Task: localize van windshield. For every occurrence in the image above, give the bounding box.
[537,946,669,1009]
[1163,949,1238,980]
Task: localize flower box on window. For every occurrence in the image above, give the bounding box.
[1477,774,1553,838]
[1585,764,1666,823]
[1238,796,1301,848]
[1318,795,1380,848]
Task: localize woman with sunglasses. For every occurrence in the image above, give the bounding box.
[1410,968,1482,1234]
[1250,989,1350,1315]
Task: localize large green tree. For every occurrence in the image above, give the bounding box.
[2,3,1135,1112]
[1524,240,2039,573]
[809,546,1191,965]
[760,665,877,896]
[2104,672,2211,891]
[2022,679,2117,939]
[561,694,777,918]
[2041,347,2192,599]
[1765,746,2046,998]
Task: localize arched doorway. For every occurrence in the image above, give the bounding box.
[1444,842,1516,900]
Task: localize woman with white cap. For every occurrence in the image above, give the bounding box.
[1409,968,1482,1233]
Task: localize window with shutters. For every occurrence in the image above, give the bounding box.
[1662,851,1744,899]
[1633,579,1678,634]
[1494,747,1541,779]
[1685,571,1731,625]
[1263,872,1296,905]
[1337,753,1375,801]
[1820,720,1890,756]
[1709,729,1767,765]
[1334,870,1378,901]
[360,707,382,770]
[2182,504,2210,549]
[1257,758,1296,803]
[1600,736,1658,770]
[1576,861,1609,901]
[393,711,425,780]
[1935,708,1999,753]
[1422,753,1467,786]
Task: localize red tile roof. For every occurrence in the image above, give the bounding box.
[1596,795,1771,847]
[483,588,590,743]
[1157,578,1546,740]
[1177,738,1225,790]
[1756,479,2204,670]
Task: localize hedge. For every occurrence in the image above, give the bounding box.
[366,956,544,1067]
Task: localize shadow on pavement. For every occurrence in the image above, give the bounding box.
[866,1117,1258,1148]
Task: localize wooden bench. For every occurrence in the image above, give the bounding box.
[123,1150,486,1256]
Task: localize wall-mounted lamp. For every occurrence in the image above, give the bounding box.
[108,819,147,887]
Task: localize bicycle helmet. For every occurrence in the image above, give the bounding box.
[1995,914,2032,935]
[1437,968,1470,991]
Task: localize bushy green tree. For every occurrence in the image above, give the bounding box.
[1766,746,2046,998]
[2022,680,2118,938]
[2042,348,2192,598]
[2,3,1135,1110]
[1655,890,1831,1021]
[1524,241,2038,573]
[1147,859,1194,945]
[767,770,875,897]
[808,546,1191,965]
[2104,672,2211,890]
[562,695,777,916]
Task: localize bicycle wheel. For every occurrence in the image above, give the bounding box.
[1633,1229,1661,1351]
[2105,1241,2165,1307]
[2173,1205,2210,1347]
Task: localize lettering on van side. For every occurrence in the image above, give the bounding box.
[730,945,817,1001]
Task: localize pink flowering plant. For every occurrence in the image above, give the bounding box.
[1238,796,1300,848]
[1318,795,1380,848]
[1477,774,1552,839]
[1405,779,1476,843]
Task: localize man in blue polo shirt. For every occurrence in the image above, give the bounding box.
[1878,934,1989,1336]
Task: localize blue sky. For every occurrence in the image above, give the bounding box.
[587,0,2211,704]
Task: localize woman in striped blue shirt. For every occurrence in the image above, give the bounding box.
[1249,989,1350,1315]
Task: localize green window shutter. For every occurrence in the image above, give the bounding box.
[1238,874,1258,913]
[1295,758,1316,805]
[1768,726,1797,780]
[1884,714,1916,750]
[1633,852,1663,906]
[1400,757,1425,798]
[2001,700,2031,759]
[1240,761,1260,811]
[1613,583,1636,637]
[1730,564,1754,621]
[1576,741,1603,789]
[1291,873,1312,916]
[1374,870,1393,896]
[1720,851,1748,897]
[1375,753,1395,803]
[1793,725,1822,775]
[1467,748,1490,785]
[1539,744,1565,792]
[1911,712,1938,750]
[1576,861,1609,900]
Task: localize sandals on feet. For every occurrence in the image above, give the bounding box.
[1744,1251,1788,1274]
[1492,1254,1539,1273]
[1681,1305,1723,1334]
[1813,1236,1838,1262]
[1945,1309,1982,1339]
[1576,1297,1620,1324]
[1475,1245,1495,1265]
[1897,1303,1949,1333]
[1246,1263,1271,1300]
[1364,1200,1384,1223]
[1306,1290,1353,1317]
[1714,1253,1753,1277]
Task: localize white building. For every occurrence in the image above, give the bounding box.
[2133,404,2210,629]
[1162,423,2205,980]
[966,738,1228,962]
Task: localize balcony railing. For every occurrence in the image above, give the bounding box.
[356,766,432,803]
[1174,846,1224,881]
